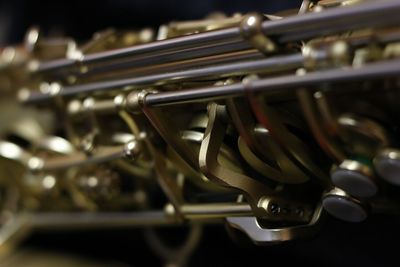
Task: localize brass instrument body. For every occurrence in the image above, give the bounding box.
[1,0,400,258]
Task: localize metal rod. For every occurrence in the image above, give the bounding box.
[36,0,400,73]
[37,30,241,72]
[146,83,244,107]
[38,145,125,172]
[262,0,400,43]
[78,50,262,83]
[30,211,175,229]
[181,203,252,219]
[25,203,252,229]
[25,58,400,106]
[144,58,400,107]
[53,40,253,77]
[24,53,306,103]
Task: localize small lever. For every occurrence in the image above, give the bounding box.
[227,204,324,244]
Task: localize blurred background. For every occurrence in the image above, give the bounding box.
[0,0,399,266]
[0,0,300,45]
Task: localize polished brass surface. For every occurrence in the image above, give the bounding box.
[0,0,400,259]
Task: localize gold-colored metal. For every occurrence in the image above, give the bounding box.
[199,103,312,222]
[246,76,329,185]
[240,13,277,55]
[229,97,312,184]
[227,203,324,244]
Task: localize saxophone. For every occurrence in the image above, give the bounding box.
[1,0,400,262]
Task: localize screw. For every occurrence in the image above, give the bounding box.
[269,203,281,215]
[123,139,142,161]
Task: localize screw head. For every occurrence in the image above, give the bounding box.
[123,139,141,161]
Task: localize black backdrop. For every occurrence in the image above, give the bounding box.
[22,215,400,267]
[0,0,300,44]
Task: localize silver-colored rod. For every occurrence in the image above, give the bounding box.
[45,28,400,80]
[52,40,252,77]
[37,30,241,72]
[181,203,252,219]
[144,58,400,107]
[29,211,175,229]
[262,0,400,43]
[36,0,400,73]
[27,203,251,229]
[80,50,263,81]
[24,53,306,103]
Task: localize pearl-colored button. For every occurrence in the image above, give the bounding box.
[322,188,368,222]
[331,160,377,198]
[374,149,400,186]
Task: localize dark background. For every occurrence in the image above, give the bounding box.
[0,0,301,45]
[21,215,400,267]
[1,1,399,266]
